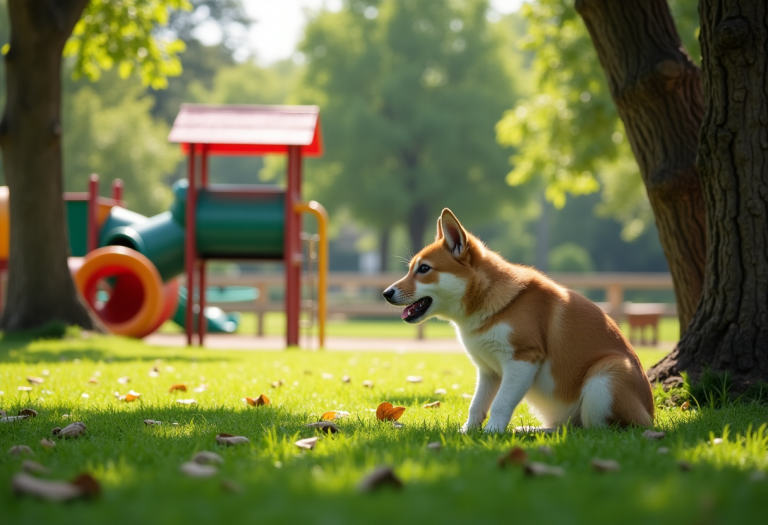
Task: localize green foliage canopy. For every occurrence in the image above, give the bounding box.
[299,0,526,249]
[495,0,699,240]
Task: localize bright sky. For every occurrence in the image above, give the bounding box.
[196,0,525,64]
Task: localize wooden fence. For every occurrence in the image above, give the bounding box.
[205,272,675,337]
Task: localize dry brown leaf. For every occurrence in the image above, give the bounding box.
[680,401,690,411]
[88,378,98,384]
[591,458,620,472]
[524,462,565,477]
[643,430,666,440]
[215,433,250,446]
[220,479,243,493]
[27,376,44,385]
[514,426,556,434]
[57,422,86,439]
[192,451,223,465]
[176,399,197,405]
[426,442,442,450]
[434,388,448,395]
[22,460,49,475]
[18,386,33,392]
[12,473,83,502]
[143,420,162,426]
[180,461,218,478]
[422,401,441,409]
[295,437,320,450]
[245,394,270,407]
[18,408,38,418]
[305,421,340,434]
[118,376,130,384]
[119,390,141,402]
[70,473,101,498]
[8,445,34,456]
[320,411,349,421]
[1,415,29,423]
[169,383,188,393]
[40,439,56,448]
[270,381,281,388]
[358,466,403,492]
[149,366,160,378]
[376,402,406,421]
[406,375,423,383]
[498,446,528,468]
[362,380,374,388]
[52,427,62,435]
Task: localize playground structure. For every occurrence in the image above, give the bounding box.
[0,104,328,349]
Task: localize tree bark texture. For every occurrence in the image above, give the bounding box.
[649,0,768,388]
[0,0,96,330]
[575,0,707,333]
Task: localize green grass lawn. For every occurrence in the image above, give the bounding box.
[1,333,765,525]
[163,312,681,343]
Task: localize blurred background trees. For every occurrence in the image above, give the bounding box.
[0,0,700,296]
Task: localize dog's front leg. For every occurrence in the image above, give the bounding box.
[460,368,500,433]
[483,360,539,433]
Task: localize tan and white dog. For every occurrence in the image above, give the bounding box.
[383,209,654,432]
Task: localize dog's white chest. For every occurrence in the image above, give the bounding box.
[454,322,514,374]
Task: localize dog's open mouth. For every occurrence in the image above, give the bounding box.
[401,297,432,323]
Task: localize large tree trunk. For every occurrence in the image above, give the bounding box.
[649,0,768,389]
[575,0,707,333]
[0,0,97,331]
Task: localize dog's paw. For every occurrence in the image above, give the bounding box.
[483,422,509,434]
[459,421,480,434]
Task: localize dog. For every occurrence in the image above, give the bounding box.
[383,208,654,432]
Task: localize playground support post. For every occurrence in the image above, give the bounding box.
[111,179,124,207]
[87,175,99,253]
[294,201,328,348]
[184,143,197,346]
[197,144,209,346]
[285,145,302,347]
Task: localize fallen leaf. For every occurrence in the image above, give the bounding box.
[119,390,141,402]
[461,393,473,399]
[169,384,187,393]
[22,460,49,475]
[245,394,270,407]
[215,433,250,446]
[434,388,447,395]
[358,466,403,492]
[270,381,282,388]
[18,386,33,392]
[362,380,374,388]
[392,421,404,429]
[180,461,218,478]
[70,473,101,498]
[591,458,620,472]
[192,451,224,465]
[12,473,84,502]
[118,377,130,384]
[643,430,666,440]
[8,445,34,456]
[422,401,441,409]
[88,378,98,384]
[18,408,38,418]
[305,421,340,434]
[143,420,162,426]
[498,446,528,468]
[176,399,197,405]
[321,410,350,421]
[40,439,56,448]
[426,442,442,450]
[193,384,208,393]
[712,437,724,445]
[376,402,406,422]
[342,375,351,383]
[524,462,565,477]
[514,426,556,434]
[303,370,313,375]
[295,437,320,450]
[149,366,160,378]
[27,376,44,385]
[51,427,62,435]
[537,445,553,456]
[1,415,29,423]
[406,375,423,383]
[678,460,693,472]
[56,422,86,439]
[680,401,690,411]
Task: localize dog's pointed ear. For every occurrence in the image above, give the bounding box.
[435,216,444,241]
[440,208,468,259]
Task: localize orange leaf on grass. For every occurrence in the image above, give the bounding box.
[320,411,350,421]
[244,394,270,406]
[169,384,187,393]
[376,402,406,422]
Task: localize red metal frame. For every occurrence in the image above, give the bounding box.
[87,175,99,253]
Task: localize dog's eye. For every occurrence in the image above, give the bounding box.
[417,264,431,274]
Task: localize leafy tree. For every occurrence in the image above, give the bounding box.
[299,0,527,268]
[0,0,189,330]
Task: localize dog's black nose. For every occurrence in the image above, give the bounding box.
[382,288,395,300]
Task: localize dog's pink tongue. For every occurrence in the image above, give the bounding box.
[401,305,414,319]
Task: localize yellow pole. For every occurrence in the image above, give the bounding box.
[294,201,328,349]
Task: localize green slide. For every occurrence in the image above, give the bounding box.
[172,287,241,334]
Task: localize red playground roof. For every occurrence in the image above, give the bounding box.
[168,104,323,156]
